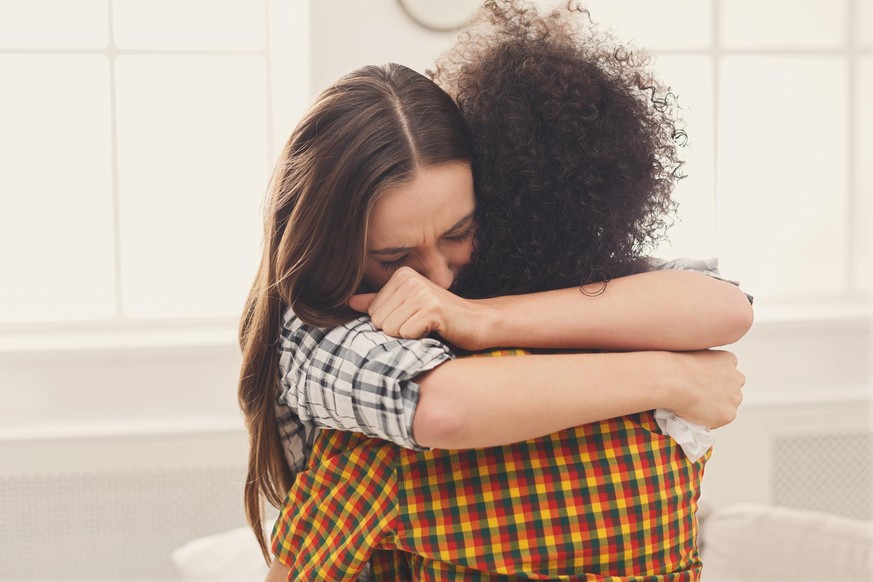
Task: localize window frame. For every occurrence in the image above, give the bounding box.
[0,0,309,350]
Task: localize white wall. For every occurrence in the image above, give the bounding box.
[308,0,467,96]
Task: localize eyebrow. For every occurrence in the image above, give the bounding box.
[368,211,475,256]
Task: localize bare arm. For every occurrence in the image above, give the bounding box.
[349,263,754,352]
[280,279,747,454]
[412,349,744,450]
[478,269,754,352]
[265,559,289,582]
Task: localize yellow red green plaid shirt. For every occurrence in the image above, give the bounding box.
[271,349,711,580]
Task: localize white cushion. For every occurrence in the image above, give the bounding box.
[700,503,873,582]
[171,522,272,582]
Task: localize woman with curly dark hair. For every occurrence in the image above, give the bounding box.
[252,1,752,579]
[442,1,682,299]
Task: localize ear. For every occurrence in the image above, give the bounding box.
[347,293,377,313]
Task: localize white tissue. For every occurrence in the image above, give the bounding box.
[654,408,715,462]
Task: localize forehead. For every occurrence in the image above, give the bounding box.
[367,162,474,245]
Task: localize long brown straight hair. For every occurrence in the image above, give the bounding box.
[238,63,472,562]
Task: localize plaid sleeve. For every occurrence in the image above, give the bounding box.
[647,256,754,305]
[275,399,317,477]
[277,310,454,453]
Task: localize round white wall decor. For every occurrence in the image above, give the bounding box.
[398,0,482,32]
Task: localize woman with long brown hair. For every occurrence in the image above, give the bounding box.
[241,2,751,578]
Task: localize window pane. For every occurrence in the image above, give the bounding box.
[113,0,265,50]
[582,0,712,50]
[0,56,115,322]
[115,56,267,318]
[268,0,310,162]
[0,0,107,49]
[855,57,873,292]
[859,0,873,47]
[717,57,849,299]
[651,56,717,259]
[721,0,847,49]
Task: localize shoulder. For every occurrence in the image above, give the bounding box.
[278,307,455,374]
[646,256,721,276]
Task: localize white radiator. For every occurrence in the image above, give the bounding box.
[772,431,873,520]
[0,428,256,581]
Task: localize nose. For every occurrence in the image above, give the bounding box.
[420,252,454,290]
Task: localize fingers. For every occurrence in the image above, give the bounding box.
[677,349,746,429]
[370,276,429,331]
[378,300,421,336]
[369,288,411,329]
[716,358,745,428]
[364,267,444,339]
[347,293,377,313]
[367,267,426,316]
[377,288,442,338]
[397,311,439,339]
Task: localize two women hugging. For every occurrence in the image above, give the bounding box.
[239,1,752,579]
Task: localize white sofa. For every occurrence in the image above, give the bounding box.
[172,521,273,581]
[700,503,873,581]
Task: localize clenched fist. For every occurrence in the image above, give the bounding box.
[348,267,491,350]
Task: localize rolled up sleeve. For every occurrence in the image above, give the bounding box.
[648,256,754,305]
[277,313,454,453]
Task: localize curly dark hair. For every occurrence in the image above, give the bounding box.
[431,0,687,298]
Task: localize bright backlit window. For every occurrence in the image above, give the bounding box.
[0,0,307,325]
[0,0,869,331]
[585,0,872,304]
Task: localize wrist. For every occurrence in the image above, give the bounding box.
[471,297,505,351]
[656,351,692,411]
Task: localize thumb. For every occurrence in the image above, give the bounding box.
[347,293,376,313]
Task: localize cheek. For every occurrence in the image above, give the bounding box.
[363,263,391,292]
[455,239,474,267]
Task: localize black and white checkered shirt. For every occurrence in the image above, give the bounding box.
[275,257,752,477]
[276,312,454,477]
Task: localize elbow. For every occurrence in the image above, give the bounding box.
[411,366,466,449]
[720,289,755,345]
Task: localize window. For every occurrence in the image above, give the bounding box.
[585,0,872,309]
[1,0,869,335]
[0,0,308,327]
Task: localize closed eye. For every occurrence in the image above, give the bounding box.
[445,227,474,243]
[378,255,410,271]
